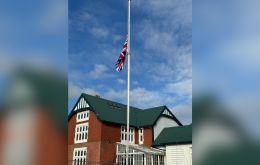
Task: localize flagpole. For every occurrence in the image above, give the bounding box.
[126,0,131,165]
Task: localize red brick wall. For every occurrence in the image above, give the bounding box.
[68,111,103,164]
[68,111,104,164]
[88,111,103,163]
[68,110,154,164]
[135,127,153,147]
[68,114,76,145]
[143,127,153,147]
[88,111,102,142]
[100,122,121,163]
[135,128,139,144]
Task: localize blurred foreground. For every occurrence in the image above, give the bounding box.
[0,68,67,165]
[194,0,260,164]
[0,0,67,164]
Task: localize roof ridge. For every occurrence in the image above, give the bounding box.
[82,93,142,111]
[142,105,166,111]
[163,124,192,130]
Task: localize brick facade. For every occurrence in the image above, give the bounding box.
[68,110,153,165]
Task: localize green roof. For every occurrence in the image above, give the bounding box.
[69,93,182,127]
[153,125,192,146]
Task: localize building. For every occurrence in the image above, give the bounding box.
[68,93,184,165]
[0,68,67,165]
[154,125,192,165]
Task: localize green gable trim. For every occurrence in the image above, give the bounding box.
[153,125,192,147]
[69,93,182,127]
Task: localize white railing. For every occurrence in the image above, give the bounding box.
[116,143,165,165]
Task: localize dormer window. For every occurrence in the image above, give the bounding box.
[139,128,144,144]
[121,126,135,144]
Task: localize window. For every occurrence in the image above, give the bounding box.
[139,128,144,144]
[74,123,88,143]
[76,111,89,122]
[73,147,87,165]
[121,126,135,143]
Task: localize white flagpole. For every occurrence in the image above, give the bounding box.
[126,0,131,165]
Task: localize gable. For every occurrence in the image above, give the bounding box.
[153,116,179,140]
[162,109,173,118]
[74,97,90,111]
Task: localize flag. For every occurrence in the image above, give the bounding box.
[115,36,128,72]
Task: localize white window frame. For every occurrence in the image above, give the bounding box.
[138,128,144,144]
[74,123,89,144]
[121,126,135,144]
[73,147,87,165]
[76,111,90,123]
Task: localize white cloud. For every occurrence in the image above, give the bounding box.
[133,81,139,85]
[78,11,92,22]
[133,0,192,85]
[90,27,109,39]
[131,88,163,108]
[112,34,123,43]
[69,83,99,99]
[89,64,110,79]
[104,88,127,101]
[171,104,192,125]
[102,87,175,109]
[134,0,191,26]
[117,78,125,84]
[165,79,192,96]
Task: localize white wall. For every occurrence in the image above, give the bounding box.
[153,116,178,140]
[166,144,192,165]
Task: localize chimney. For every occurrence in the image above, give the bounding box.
[95,95,101,98]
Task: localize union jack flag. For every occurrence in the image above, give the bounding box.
[115,36,128,72]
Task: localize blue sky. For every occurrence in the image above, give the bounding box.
[69,0,192,124]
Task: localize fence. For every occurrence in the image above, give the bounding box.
[69,160,118,165]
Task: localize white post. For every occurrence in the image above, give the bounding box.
[126,0,131,165]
